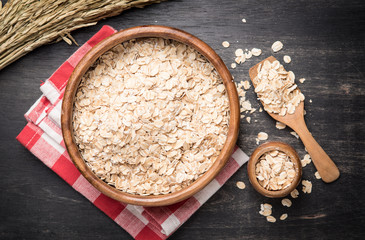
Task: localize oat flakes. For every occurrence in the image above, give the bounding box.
[257,132,268,141]
[235,48,244,57]
[245,50,252,59]
[302,180,312,194]
[72,38,230,196]
[253,60,305,116]
[280,213,288,220]
[271,41,283,52]
[251,48,262,57]
[266,216,276,223]
[290,189,299,198]
[255,150,296,190]
[290,131,299,139]
[275,121,286,130]
[259,203,272,216]
[222,41,230,48]
[236,181,246,189]
[283,55,291,63]
[242,80,250,90]
[301,154,311,167]
[281,198,292,207]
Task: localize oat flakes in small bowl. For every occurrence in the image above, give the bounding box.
[61,25,240,206]
[247,141,302,198]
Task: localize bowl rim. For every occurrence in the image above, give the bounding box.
[61,25,240,206]
[247,141,302,198]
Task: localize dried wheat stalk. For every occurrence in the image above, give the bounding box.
[0,0,162,70]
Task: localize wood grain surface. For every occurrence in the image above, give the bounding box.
[0,0,364,239]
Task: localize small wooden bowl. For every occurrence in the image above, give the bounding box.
[61,25,240,206]
[247,142,302,198]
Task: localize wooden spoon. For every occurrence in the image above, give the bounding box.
[249,56,340,183]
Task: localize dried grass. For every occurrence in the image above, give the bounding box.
[0,0,162,70]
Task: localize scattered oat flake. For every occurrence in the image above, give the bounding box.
[257,132,268,141]
[236,55,246,64]
[271,41,283,52]
[301,154,312,167]
[256,138,260,145]
[302,180,312,194]
[222,41,230,48]
[241,101,252,112]
[263,203,272,209]
[235,48,244,57]
[280,214,288,220]
[246,117,251,123]
[242,18,246,23]
[259,107,263,112]
[231,63,237,69]
[276,121,286,130]
[290,131,299,139]
[259,203,272,216]
[290,189,299,198]
[299,78,306,83]
[309,99,312,103]
[315,171,321,179]
[236,181,246,189]
[251,48,262,56]
[245,51,252,59]
[243,80,250,90]
[281,198,292,207]
[266,216,276,223]
[283,55,291,63]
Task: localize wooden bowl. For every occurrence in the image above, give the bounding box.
[61,25,240,206]
[247,141,302,198]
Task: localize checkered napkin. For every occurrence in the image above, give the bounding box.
[16,25,249,240]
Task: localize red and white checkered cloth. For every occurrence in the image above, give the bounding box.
[16,25,248,240]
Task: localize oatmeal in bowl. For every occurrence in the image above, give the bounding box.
[247,141,302,198]
[73,37,230,196]
[62,26,239,206]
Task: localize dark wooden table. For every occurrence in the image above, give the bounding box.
[1,0,364,239]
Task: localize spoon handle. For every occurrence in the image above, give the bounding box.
[294,120,340,183]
